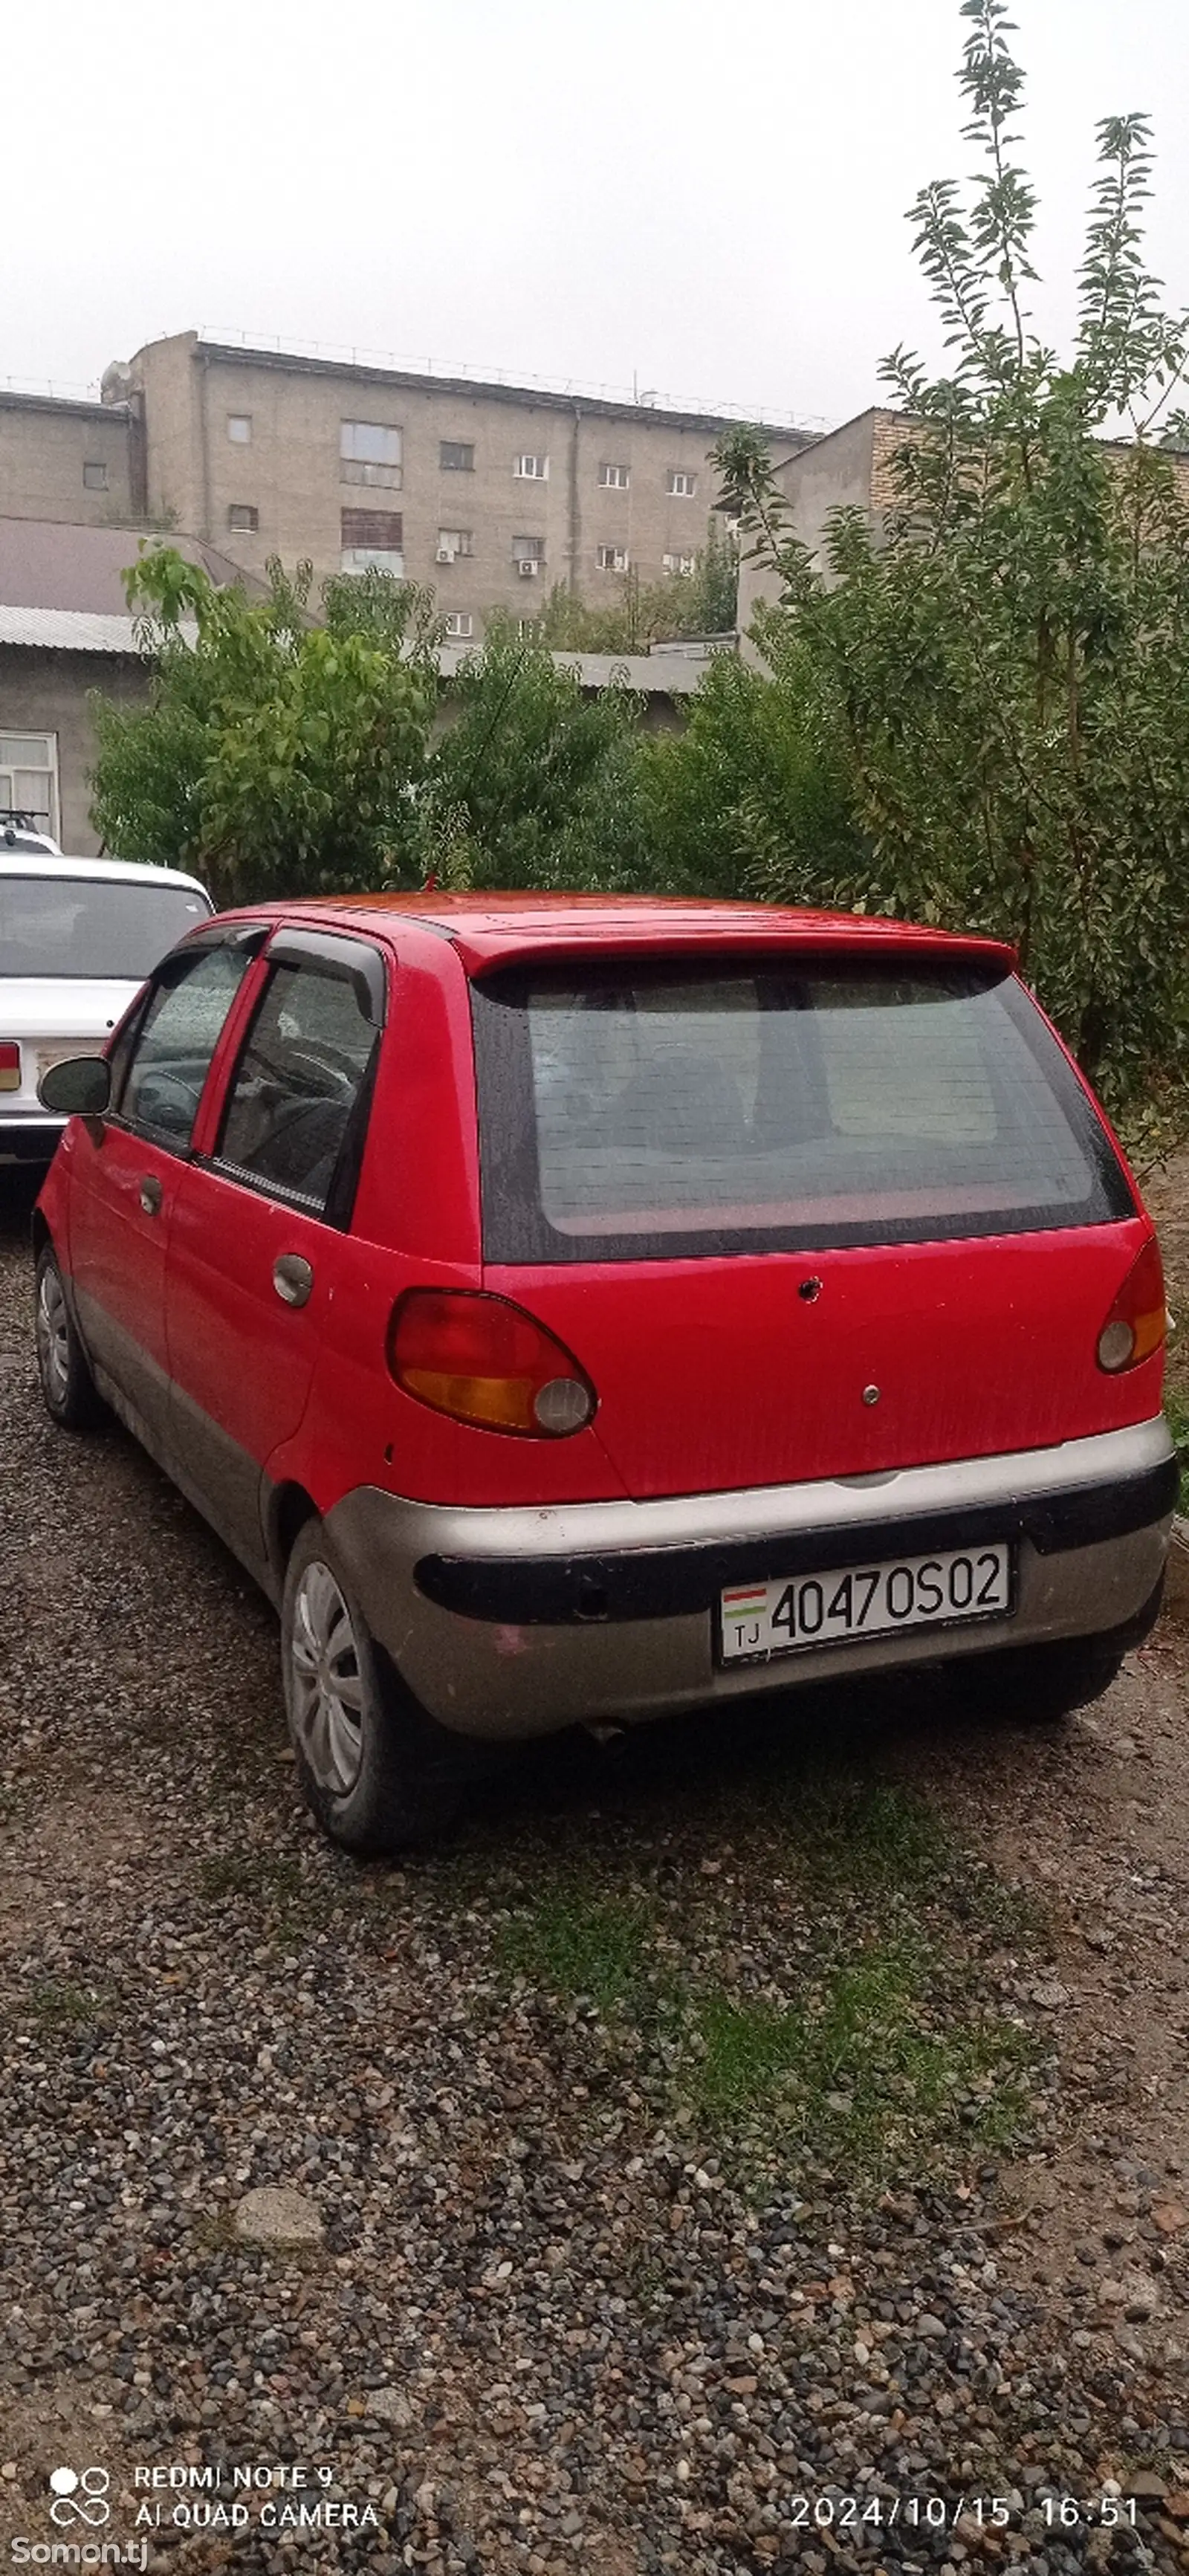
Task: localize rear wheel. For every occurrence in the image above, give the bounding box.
[34,1245,103,1431]
[957,1580,1164,1724]
[279,1518,475,1854]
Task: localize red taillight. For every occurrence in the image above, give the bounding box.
[387,1289,597,1437]
[1097,1235,1166,1373]
[0,1042,19,1093]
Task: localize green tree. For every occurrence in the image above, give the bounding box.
[91,549,439,906]
[536,517,740,654]
[640,643,863,899]
[91,556,649,901]
[424,621,648,890]
[717,0,1189,1101]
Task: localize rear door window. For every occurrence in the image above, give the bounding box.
[472,960,1135,1262]
[214,951,382,1223]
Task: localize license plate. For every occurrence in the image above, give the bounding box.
[719,1541,1014,1664]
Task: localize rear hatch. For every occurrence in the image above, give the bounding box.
[473,950,1150,1501]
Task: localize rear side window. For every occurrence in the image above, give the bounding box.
[216,957,379,1220]
[472,960,1134,1263]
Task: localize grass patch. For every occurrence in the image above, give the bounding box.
[783,1776,953,1891]
[693,1942,1030,2176]
[27,1979,103,2031]
[498,1887,654,2014]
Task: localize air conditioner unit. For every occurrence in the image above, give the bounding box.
[435,546,454,565]
[517,558,540,579]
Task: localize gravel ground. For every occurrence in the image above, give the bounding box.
[2,1174,1188,2576]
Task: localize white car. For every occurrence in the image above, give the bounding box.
[1,849,213,1165]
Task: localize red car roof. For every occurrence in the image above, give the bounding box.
[218,891,1017,977]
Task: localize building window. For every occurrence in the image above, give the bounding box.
[340,421,402,489]
[440,440,475,472]
[512,535,545,581]
[340,507,404,574]
[82,461,108,491]
[599,462,629,489]
[435,529,474,563]
[513,453,549,481]
[663,551,697,577]
[227,504,259,533]
[516,618,540,639]
[596,544,630,572]
[667,469,698,497]
[0,731,59,839]
[227,415,252,444]
[443,612,474,639]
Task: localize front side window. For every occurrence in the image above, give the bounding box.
[513,453,548,480]
[473,961,1134,1263]
[667,468,697,497]
[117,942,254,1152]
[440,440,475,472]
[216,954,381,1220]
[0,876,209,978]
[82,461,108,491]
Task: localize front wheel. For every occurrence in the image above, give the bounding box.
[280,1519,474,1854]
[34,1245,103,1431]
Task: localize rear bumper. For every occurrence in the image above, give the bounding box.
[324,1417,1176,1739]
[0,1113,64,1165]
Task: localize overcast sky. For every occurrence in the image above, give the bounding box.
[10,0,1189,431]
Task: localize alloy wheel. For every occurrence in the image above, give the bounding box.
[288,1559,366,1795]
[36,1263,71,1408]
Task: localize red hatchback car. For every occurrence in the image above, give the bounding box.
[34,895,1175,1851]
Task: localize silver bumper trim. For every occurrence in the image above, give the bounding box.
[324,1419,1174,1738]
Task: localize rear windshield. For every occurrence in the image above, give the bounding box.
[0,876,210,978]
[472,959,1134,1262]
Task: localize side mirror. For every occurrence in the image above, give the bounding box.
[38,1055,112,1116]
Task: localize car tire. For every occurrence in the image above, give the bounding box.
[956,1579,1164,1725]
[34,1244,104,1431]
[280,1517,476,1854]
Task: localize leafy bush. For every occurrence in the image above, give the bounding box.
[717,0,1189,1106]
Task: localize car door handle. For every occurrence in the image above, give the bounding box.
[273,1254,314,1309]
[139,1176,163,1216]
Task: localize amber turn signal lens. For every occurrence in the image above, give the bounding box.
[1096,1235,1166,1374]
[387,1289,596,1437]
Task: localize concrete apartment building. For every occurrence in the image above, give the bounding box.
[737,408,910,643]
[0,389,137,527]
[0,332,803,847]
[97,331,800,632]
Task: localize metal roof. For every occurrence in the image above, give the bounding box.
[0,606,142,654]
[0,517,262,617]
